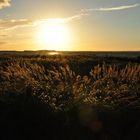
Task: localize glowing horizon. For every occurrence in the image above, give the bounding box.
[0,0,140,51]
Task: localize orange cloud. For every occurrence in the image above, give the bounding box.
[0,19,33,30]
[0,0,11,9]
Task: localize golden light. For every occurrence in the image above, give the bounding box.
[35,18,72,51]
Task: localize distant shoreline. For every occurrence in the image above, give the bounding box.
[0,50,140,58]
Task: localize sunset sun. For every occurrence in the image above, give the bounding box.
[0,1,140,139]
[35,19,71,51]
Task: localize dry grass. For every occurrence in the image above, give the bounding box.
[0,60,140,111]
[0,56,140,139]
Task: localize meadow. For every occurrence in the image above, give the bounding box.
[0,52,140,140]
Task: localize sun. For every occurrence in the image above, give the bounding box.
[35,19,71,51]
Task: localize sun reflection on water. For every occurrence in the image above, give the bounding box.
[48,52,60,55]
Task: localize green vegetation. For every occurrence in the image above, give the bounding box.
[0,54,140,140]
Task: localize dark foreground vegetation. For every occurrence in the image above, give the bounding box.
[0,53,140,140]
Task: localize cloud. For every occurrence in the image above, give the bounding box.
[0,34,7,37]
[83,4,139,12]
[0,41,7,45]
[98,4,139,11]
[34,13,89,25]
[65,3,139,22]
[0,19,33,30]
[62,3,140,23]
[65,13,89,22]
[0,16,83,31]
[0,0,11,9]
[0,3,139,31]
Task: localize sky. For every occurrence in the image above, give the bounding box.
[0,0,140,51]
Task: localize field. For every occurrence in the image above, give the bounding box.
[0,51,140,140]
